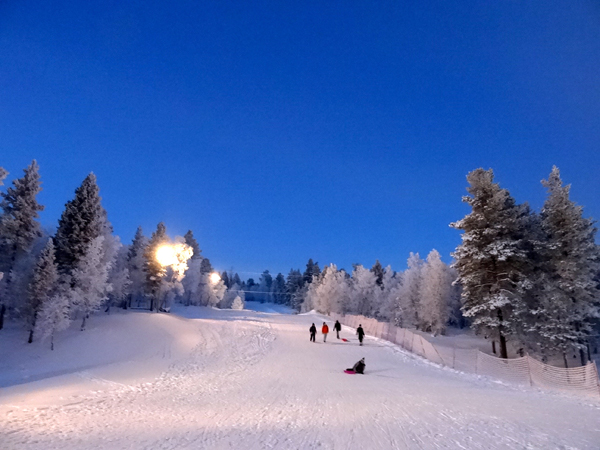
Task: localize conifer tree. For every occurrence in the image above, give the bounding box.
[285,269,303,310]
[272,273,286,304]
[451,168,534,359]
[371,260,385,288]
[71,236,112,330]
[303,259,321,285]
[143,222,168,311]
[258,270,273,303]
[221,271,230,289]
[27,238,58,343]
[184,230,201,259]
[127,226,148,307]
[54,173,106,276]
[0,160,44,329]
[0,166,7,185]
[108,244,131,310]
[532,167,600,366]
[200,257,213,274]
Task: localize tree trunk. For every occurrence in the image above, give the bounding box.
[563,352,569,368]
[81,314,87,331]
[28,312,37,343]
[579,348,587,366]
[499,334,508,359]
[492,340,496,355]
[496,309,508,359]
[51,333,54,351]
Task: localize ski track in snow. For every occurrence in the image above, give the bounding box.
[1,310,600,449]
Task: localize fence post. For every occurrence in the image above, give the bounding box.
[526,354,534,387]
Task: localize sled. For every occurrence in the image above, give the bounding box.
[341,338,349,342]
[344,369,356,374]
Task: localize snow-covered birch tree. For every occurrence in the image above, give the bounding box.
[419,249,453,335]
[397,253,424,328]
[35,292,70,350]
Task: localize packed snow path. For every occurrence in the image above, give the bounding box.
[1,306,600,449]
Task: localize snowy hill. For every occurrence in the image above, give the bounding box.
[1,305,599,449]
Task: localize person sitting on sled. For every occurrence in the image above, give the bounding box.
[348,358,366,374]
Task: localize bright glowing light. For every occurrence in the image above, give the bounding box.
[156,245,177,267]
[155,243,194,280]
[209,272,221,284]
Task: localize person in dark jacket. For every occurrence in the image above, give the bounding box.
[356,324,365,346]
[309,323,317,342]
[349,358,366,374]
[334,320,342,339]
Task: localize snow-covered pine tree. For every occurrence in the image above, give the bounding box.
[200,257,213,275]
[272,273,286,304]
[127,227,148,307]
[35,292,70,350]
[26,238,58,343]
[0,160,44,270]
[0,166,7,185]
[183,230,202,260]
[396,253,424,328]
[303,259,321,285]
[143,222,168,311]
[0,161,44,328]
[371,260,385,288]
[107,243,131,311]
[220,283,246,309]
[71,236,113,330]
[285,269,303,310]
[231,295,244,310]
[419,249,453,335]
[258,270,273,303]
[220,271,230,288]
[54,173,106,276]
[532,167,600,366]
[450,168,534,359]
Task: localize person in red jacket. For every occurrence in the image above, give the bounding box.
[322,322,329,343]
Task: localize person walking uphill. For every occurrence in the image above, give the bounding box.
[309,323,317,342]
[357,324,365,346]
[334,320,341,339]
[322,322,329,342]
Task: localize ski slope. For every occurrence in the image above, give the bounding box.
[1,305,599,449]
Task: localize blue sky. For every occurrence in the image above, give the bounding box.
[1,1,599,277]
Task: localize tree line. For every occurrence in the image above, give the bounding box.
[1,161,598,366]
[0,161,241,349]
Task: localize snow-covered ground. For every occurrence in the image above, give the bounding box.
[1,305,599,449]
